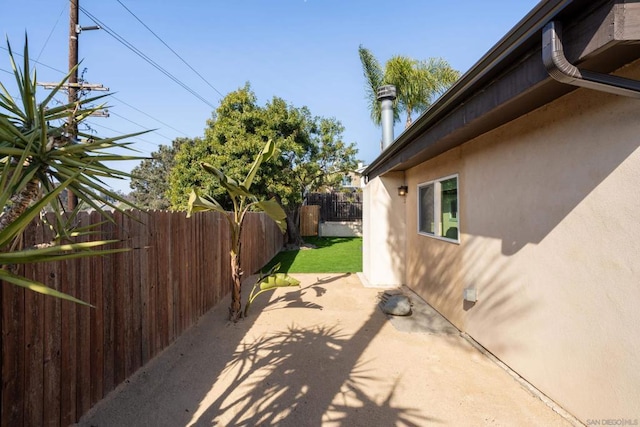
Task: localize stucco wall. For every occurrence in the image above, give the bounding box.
[319,221,362,237]
[403,60,640,422]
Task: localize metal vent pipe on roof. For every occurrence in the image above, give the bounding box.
[377,85,397,150]
[542,21,640,98]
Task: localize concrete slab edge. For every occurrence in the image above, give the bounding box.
[460,332,585,427]
[356,272,398,289]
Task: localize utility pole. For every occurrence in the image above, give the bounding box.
[38,1,107,209]
[40,0,104,209]
[67,0,79,209]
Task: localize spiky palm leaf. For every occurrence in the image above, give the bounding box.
[358,45,385,125]
[0,36,148,303]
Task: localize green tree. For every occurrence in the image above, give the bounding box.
[130,138,188,210]
[358,45,460,128]
[0,37,143,303]
[169,84,358,245]
[187,139,298,322]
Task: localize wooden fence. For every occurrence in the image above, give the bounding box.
[0,210,284,426]
[306,192,363,222]
[299,205,320,236]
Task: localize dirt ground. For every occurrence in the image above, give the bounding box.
[77,273,578,426]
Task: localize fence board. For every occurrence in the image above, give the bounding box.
[89,210,104,408]
[77,212,92,418]
[60,254,78,425]
[24,222,44,427]
[101,216,116,397]
[169,213,180,341]
[43,259,61,427]
[306,192,363,222]
[112,211,126,388]
[213,215,222,305]
[300,205,320,236]
[129,212,143,378]
[122,212,135,381]
[156,211,170,352]
[138,211,151,366]
[2,280,25,426]
[141,213,157,363]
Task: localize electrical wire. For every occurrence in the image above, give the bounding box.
[79,5,217,110]
[85,120,161,152]
[36,4,67,63]
[115,0,224,99]
[1,44,194,151]
[109,110,172,141]
[0,46,67,74]
[111,95,189,137]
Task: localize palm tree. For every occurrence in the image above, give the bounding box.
[358,45,460,129]
[0,37,145,303]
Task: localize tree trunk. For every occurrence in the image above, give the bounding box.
[405,106,413,129]
[229,251,243,322]
[285,207,304,247]
[0,178,40,237]
[272,194,304,248]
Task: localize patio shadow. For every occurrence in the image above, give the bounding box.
[187,313,436,426]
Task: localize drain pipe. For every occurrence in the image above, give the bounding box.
[542,21,640,98]
[377,85,397,150]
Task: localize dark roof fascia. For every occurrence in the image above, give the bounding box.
[364,0,638,180]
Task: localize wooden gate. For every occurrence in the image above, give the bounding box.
[299,205,319,236]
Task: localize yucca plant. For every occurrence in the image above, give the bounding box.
[188,139,298,321]
[0,37,145,304]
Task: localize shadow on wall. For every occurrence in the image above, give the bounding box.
[403,230,536,355]
[463,86,640,255]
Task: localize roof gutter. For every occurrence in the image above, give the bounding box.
[364,0,574,179]
[542,21,640,98]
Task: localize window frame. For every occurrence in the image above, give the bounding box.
[417,173,460,244]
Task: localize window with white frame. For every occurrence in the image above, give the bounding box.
[418,175,459,241]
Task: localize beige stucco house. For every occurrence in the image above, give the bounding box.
[362,0,640,423]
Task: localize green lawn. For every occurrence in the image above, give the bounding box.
[262,236,362,273]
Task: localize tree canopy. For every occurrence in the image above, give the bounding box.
[358,45,460,128]
[169,84,357,209]
[168,84,358,243]
[130,138,189,210]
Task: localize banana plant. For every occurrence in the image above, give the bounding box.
[244,262,300,317]
[188,139,297,321]
[0,36,146,304]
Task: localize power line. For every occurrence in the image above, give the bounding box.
[111,95,190,137]
[115,0,224,99]
[0,45,67,74]
[36,3,67,63]
[79,5,217,109]
[109,110,172,141]
[0,40,195,144]
[84,120,159,151]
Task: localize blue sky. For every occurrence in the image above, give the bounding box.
[2,0,539,193]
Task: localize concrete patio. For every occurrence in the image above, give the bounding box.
[77,273,577,426]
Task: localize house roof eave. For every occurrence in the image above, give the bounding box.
[364,0,640,180]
